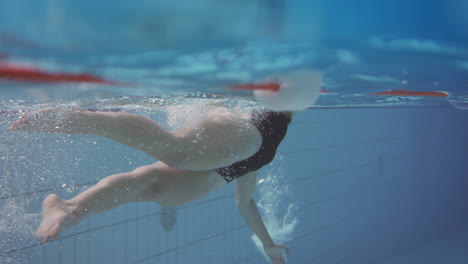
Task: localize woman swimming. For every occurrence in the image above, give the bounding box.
[11,106,292,264]
[11,70,321,264]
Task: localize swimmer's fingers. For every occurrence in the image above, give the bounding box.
[272,256,286,264]
[281,245,290,255]
[265,243,289,264]
[274,257,282,264]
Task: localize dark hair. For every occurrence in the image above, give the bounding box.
[282,112,293,124]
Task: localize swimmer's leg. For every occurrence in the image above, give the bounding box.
[11,107,262,171]
[10,108,98,134]
[11,107,181,163]
[35,164,159,242]
[36,161,225,242]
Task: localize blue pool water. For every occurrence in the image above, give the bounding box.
[1,1,468,263]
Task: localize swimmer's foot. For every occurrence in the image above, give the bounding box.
[10,107,89,133]
[36,194,80,242]
[160,206,178,232]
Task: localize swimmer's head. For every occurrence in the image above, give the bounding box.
[232,70,322,112]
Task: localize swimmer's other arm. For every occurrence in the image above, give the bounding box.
[236,171,289,264]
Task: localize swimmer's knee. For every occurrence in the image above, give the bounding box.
[98,175,121,188]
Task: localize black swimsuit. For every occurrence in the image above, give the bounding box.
[216,110,291,183]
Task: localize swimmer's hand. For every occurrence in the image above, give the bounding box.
[264,243,289,264]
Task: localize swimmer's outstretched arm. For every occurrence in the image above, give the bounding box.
[236,172,289,264]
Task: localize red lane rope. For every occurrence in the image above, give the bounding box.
[230,82,280,92]
[369,90,448,98]
[0,63,118,85]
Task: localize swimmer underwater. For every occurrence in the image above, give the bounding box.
[10,70,321,264]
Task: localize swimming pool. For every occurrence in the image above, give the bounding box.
[1,1,468,263]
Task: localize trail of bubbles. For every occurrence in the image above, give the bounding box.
[0,199,41,263]
[164,97,259,130]
[251,155,298,262]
